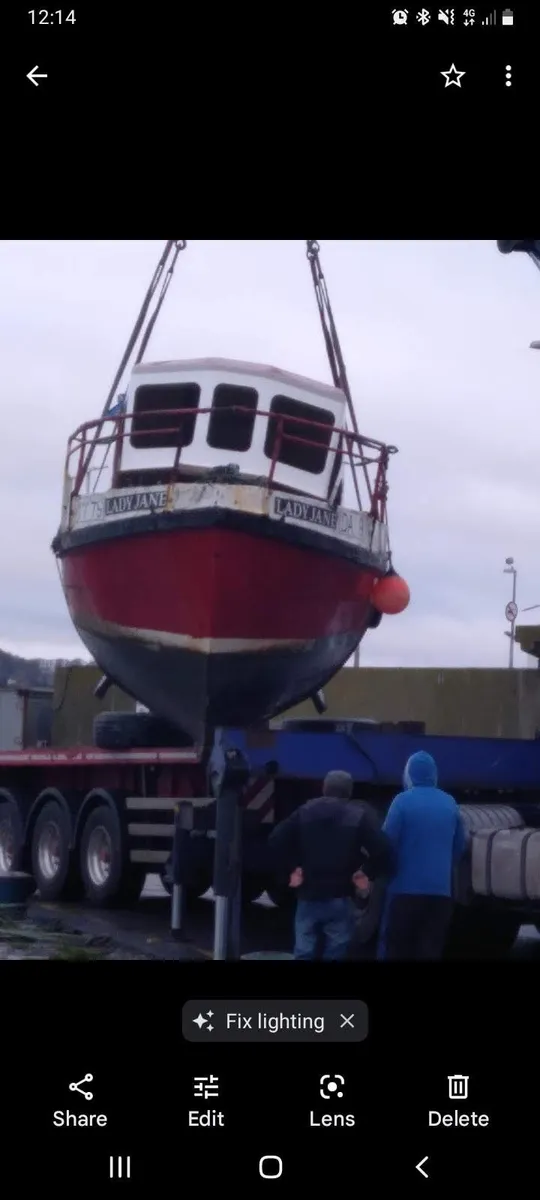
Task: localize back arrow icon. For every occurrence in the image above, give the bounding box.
[416,1156,429,1179]
[27,66,48,86]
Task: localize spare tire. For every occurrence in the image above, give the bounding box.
[279,718,380,734]
[93,711,194,750]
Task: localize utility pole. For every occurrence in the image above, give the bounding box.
[503,557,518,668]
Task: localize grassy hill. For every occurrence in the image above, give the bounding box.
[0,648,86,689]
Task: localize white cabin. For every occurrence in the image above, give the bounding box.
[116,358,347,503]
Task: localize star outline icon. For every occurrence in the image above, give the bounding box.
[441,63,465,88]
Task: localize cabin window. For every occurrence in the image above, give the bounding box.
[130,383,201,449]
[264,395,335,475]
[206,384,258,452]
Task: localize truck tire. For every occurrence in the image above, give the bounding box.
[93,712,194,750]
[0,795,24,873]
[80,804,145,907]
[279,718,380,734]
[31,799,78,902]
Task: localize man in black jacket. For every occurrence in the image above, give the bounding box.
[269,770,394,960]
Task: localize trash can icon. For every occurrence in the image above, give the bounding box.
[448,1074,469,1100]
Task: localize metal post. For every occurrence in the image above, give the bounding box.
[213,796,243,960]
[170,801,193,939]
[209,731,250,961]
[504,557,518,669]
[510,567,517,669]
[212,783,240,960]
[227,801,243,962]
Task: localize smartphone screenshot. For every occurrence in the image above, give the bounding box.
[0,235,538,1187]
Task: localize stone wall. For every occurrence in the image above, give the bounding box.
[52,665,135,746]
[50,664,540,746]
[281,668,540,740]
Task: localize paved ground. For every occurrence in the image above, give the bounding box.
[0,914,152,960]
[1,874,535,961]
[11,876,291,961]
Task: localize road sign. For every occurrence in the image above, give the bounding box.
[505,601,518,621]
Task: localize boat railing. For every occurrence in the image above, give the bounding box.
[64,407,397,521]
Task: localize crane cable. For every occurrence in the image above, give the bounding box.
[79,240,187,493]
[306,240,372,502]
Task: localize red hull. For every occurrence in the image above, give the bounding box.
[60,526,379,739]
[62,528,376,641]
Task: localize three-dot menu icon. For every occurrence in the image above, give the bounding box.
[505,65,512,87]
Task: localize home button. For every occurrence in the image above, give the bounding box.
[259,1156,283,1179]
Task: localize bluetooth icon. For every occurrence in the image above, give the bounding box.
[417,7,431,21]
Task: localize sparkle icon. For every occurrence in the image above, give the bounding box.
[193,1010,215,1031]
[441,63,465,87]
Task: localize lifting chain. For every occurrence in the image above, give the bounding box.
[79,241,187,489]
[305,239,360,437]
[306,239,376,504]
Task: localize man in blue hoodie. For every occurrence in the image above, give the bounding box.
[378,750,467,960]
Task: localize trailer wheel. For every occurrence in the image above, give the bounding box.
[0,797,23,873]
[31,800,77,901]
[93,712,193,750]
[80,804,144,907]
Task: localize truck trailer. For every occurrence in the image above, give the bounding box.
[1,676,540,956]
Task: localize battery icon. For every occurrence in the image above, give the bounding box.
[502,8,513,23]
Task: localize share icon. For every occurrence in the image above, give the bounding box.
[69,1073,94,1101]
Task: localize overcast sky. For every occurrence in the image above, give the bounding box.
[1,239,539,668]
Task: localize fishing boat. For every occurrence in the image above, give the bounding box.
[53,241,409,744]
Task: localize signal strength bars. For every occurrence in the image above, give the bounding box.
[482,9,497,22]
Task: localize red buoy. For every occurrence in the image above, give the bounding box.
[371,573,410,615]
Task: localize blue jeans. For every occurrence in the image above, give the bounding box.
[294,897,356,961]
